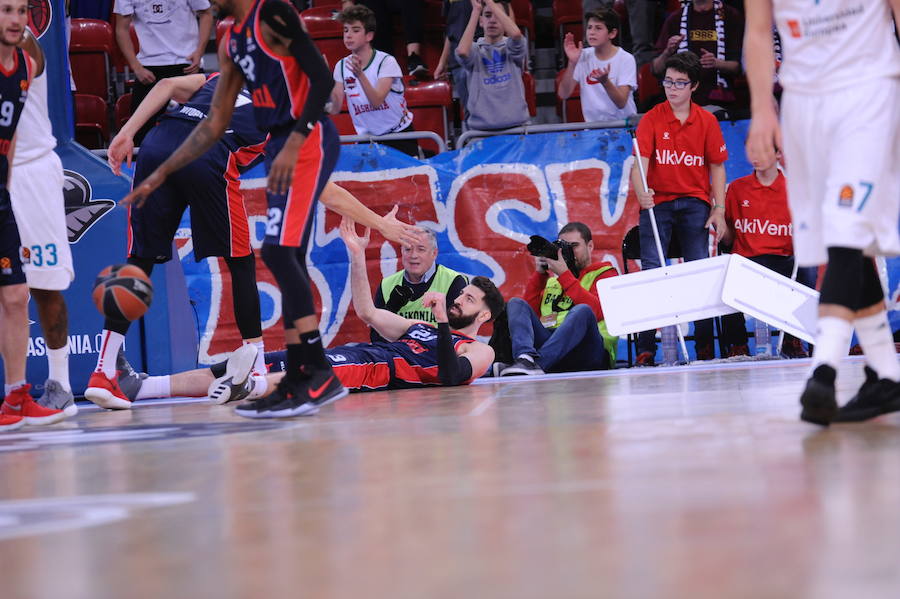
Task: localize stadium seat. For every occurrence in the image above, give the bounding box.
[554,69,583,123]
[404,76,452,154]
[522,72,536,118]
[115,93,132,132]
[69,18,114,102]
[510,0,535,41]
[301,6,344,69]
[74,93,109,149]
[215,17,234,49]
[553,0,583,42]
[637,61,662,111]
[310,0,341,6]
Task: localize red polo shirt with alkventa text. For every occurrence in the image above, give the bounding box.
[724,170,793,257]
[635,101,728,206]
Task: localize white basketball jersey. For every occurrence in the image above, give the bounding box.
[774,0,900,93]
[13,69,56,165]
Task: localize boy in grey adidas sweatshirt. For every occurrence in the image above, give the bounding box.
[455,0,529,131]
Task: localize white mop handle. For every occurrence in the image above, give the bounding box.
[632,137,666,264]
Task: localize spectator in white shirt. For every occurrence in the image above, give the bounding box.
[331,4,418,157]
[557,8,637,123]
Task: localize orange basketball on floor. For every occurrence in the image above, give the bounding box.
[92,264,154,321]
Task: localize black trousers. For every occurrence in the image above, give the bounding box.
[358,0,423,52]
[130,64,196,145]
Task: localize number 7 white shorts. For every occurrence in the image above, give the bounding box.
[9,151,74,290]
[781,77,900,267]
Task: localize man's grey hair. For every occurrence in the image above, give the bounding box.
[414,224,438,250]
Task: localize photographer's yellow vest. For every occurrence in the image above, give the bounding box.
[379,265,467,323]
[540,266,618,362]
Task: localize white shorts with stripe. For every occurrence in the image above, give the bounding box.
[781,77,900,267]
[9,151,74,290]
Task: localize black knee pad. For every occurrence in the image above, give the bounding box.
[819,247,863,310]
[225,255,262,339]
[860,257,885,309]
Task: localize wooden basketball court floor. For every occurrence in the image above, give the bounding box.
[3,356,900,599]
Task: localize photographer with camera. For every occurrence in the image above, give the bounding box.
[372,225,468,342]
[501,222,619,376]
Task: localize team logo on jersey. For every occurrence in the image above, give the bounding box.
[786,19,802,38]
[0,256,11,275]
[838,184,854,208]
[19,246,30,264]
[27,0,52,39]
[63,170,116,243]
[662,132,670,140]
[741,199,750,208]
[19,80,28,92]
[344,76,357,90]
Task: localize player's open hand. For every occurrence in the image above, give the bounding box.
[745,103,782,174]
[563,33,583,64]
[268,134,304,195]
[380,206,429,247]
[107,133,135,176]
[423,291,448,323]
[704,208,728,242]
[339,217,371,255]
[120,169,165,208]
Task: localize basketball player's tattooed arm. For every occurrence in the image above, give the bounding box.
[108,74,207,176]
[340,217,419,342]
[259,0,335,195]
[743,0,781,170]
[120,45,243,207]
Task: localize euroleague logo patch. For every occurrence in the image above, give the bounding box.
[27,0,52,39]
[63,170,116,243]
[838,184,854,208]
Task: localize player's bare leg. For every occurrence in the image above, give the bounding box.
[30,288,78,416]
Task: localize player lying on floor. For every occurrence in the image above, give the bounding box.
[121,218,503,414]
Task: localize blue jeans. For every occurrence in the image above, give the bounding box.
[506,298,610,372]
[637,197,714,354]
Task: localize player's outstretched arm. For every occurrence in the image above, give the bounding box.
[108,74,207,176]
[321,183,427,247]
[340,218,417,341]
[743,0,781,169]
[120,43,241,207]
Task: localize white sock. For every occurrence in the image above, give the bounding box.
[810,316,853,373]
[96,330,125,378]
[248,375,268,399]
[854,311,900,381]
[249,340,266,374]
[136,375,171,400]
[47,346,71,391]
[4,381,26,396]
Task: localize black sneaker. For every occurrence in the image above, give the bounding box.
[800,364,838,426]
[233,393,284,419]
[264,368,348,418]
[501,355,544,376]
[833,366,900,423]
[407,52,428,77]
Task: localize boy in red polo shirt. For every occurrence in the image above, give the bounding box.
[720,155,811,359]
[630,51,728,365]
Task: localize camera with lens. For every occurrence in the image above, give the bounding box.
[527,235,580,277]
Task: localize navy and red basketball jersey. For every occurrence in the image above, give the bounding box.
[161,73,266,164]
[225,0,323,132]
[0,48,31,186]
[382,323,476,386]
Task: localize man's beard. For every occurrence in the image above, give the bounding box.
[447,309,477,330]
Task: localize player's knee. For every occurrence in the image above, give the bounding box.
[0,284,29,312]
[820,247,864,310]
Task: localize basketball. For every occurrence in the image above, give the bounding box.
[91,264,154,321]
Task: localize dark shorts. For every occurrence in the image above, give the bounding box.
[263,118,339,248]
[0,189,26,286]
[129,120,252,263]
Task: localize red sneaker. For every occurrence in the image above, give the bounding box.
[84,371,132,410]
[1,385,66,425]
[0,413,24,432]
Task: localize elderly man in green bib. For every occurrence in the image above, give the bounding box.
[501,222,619,376]
[372,225,468,342]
